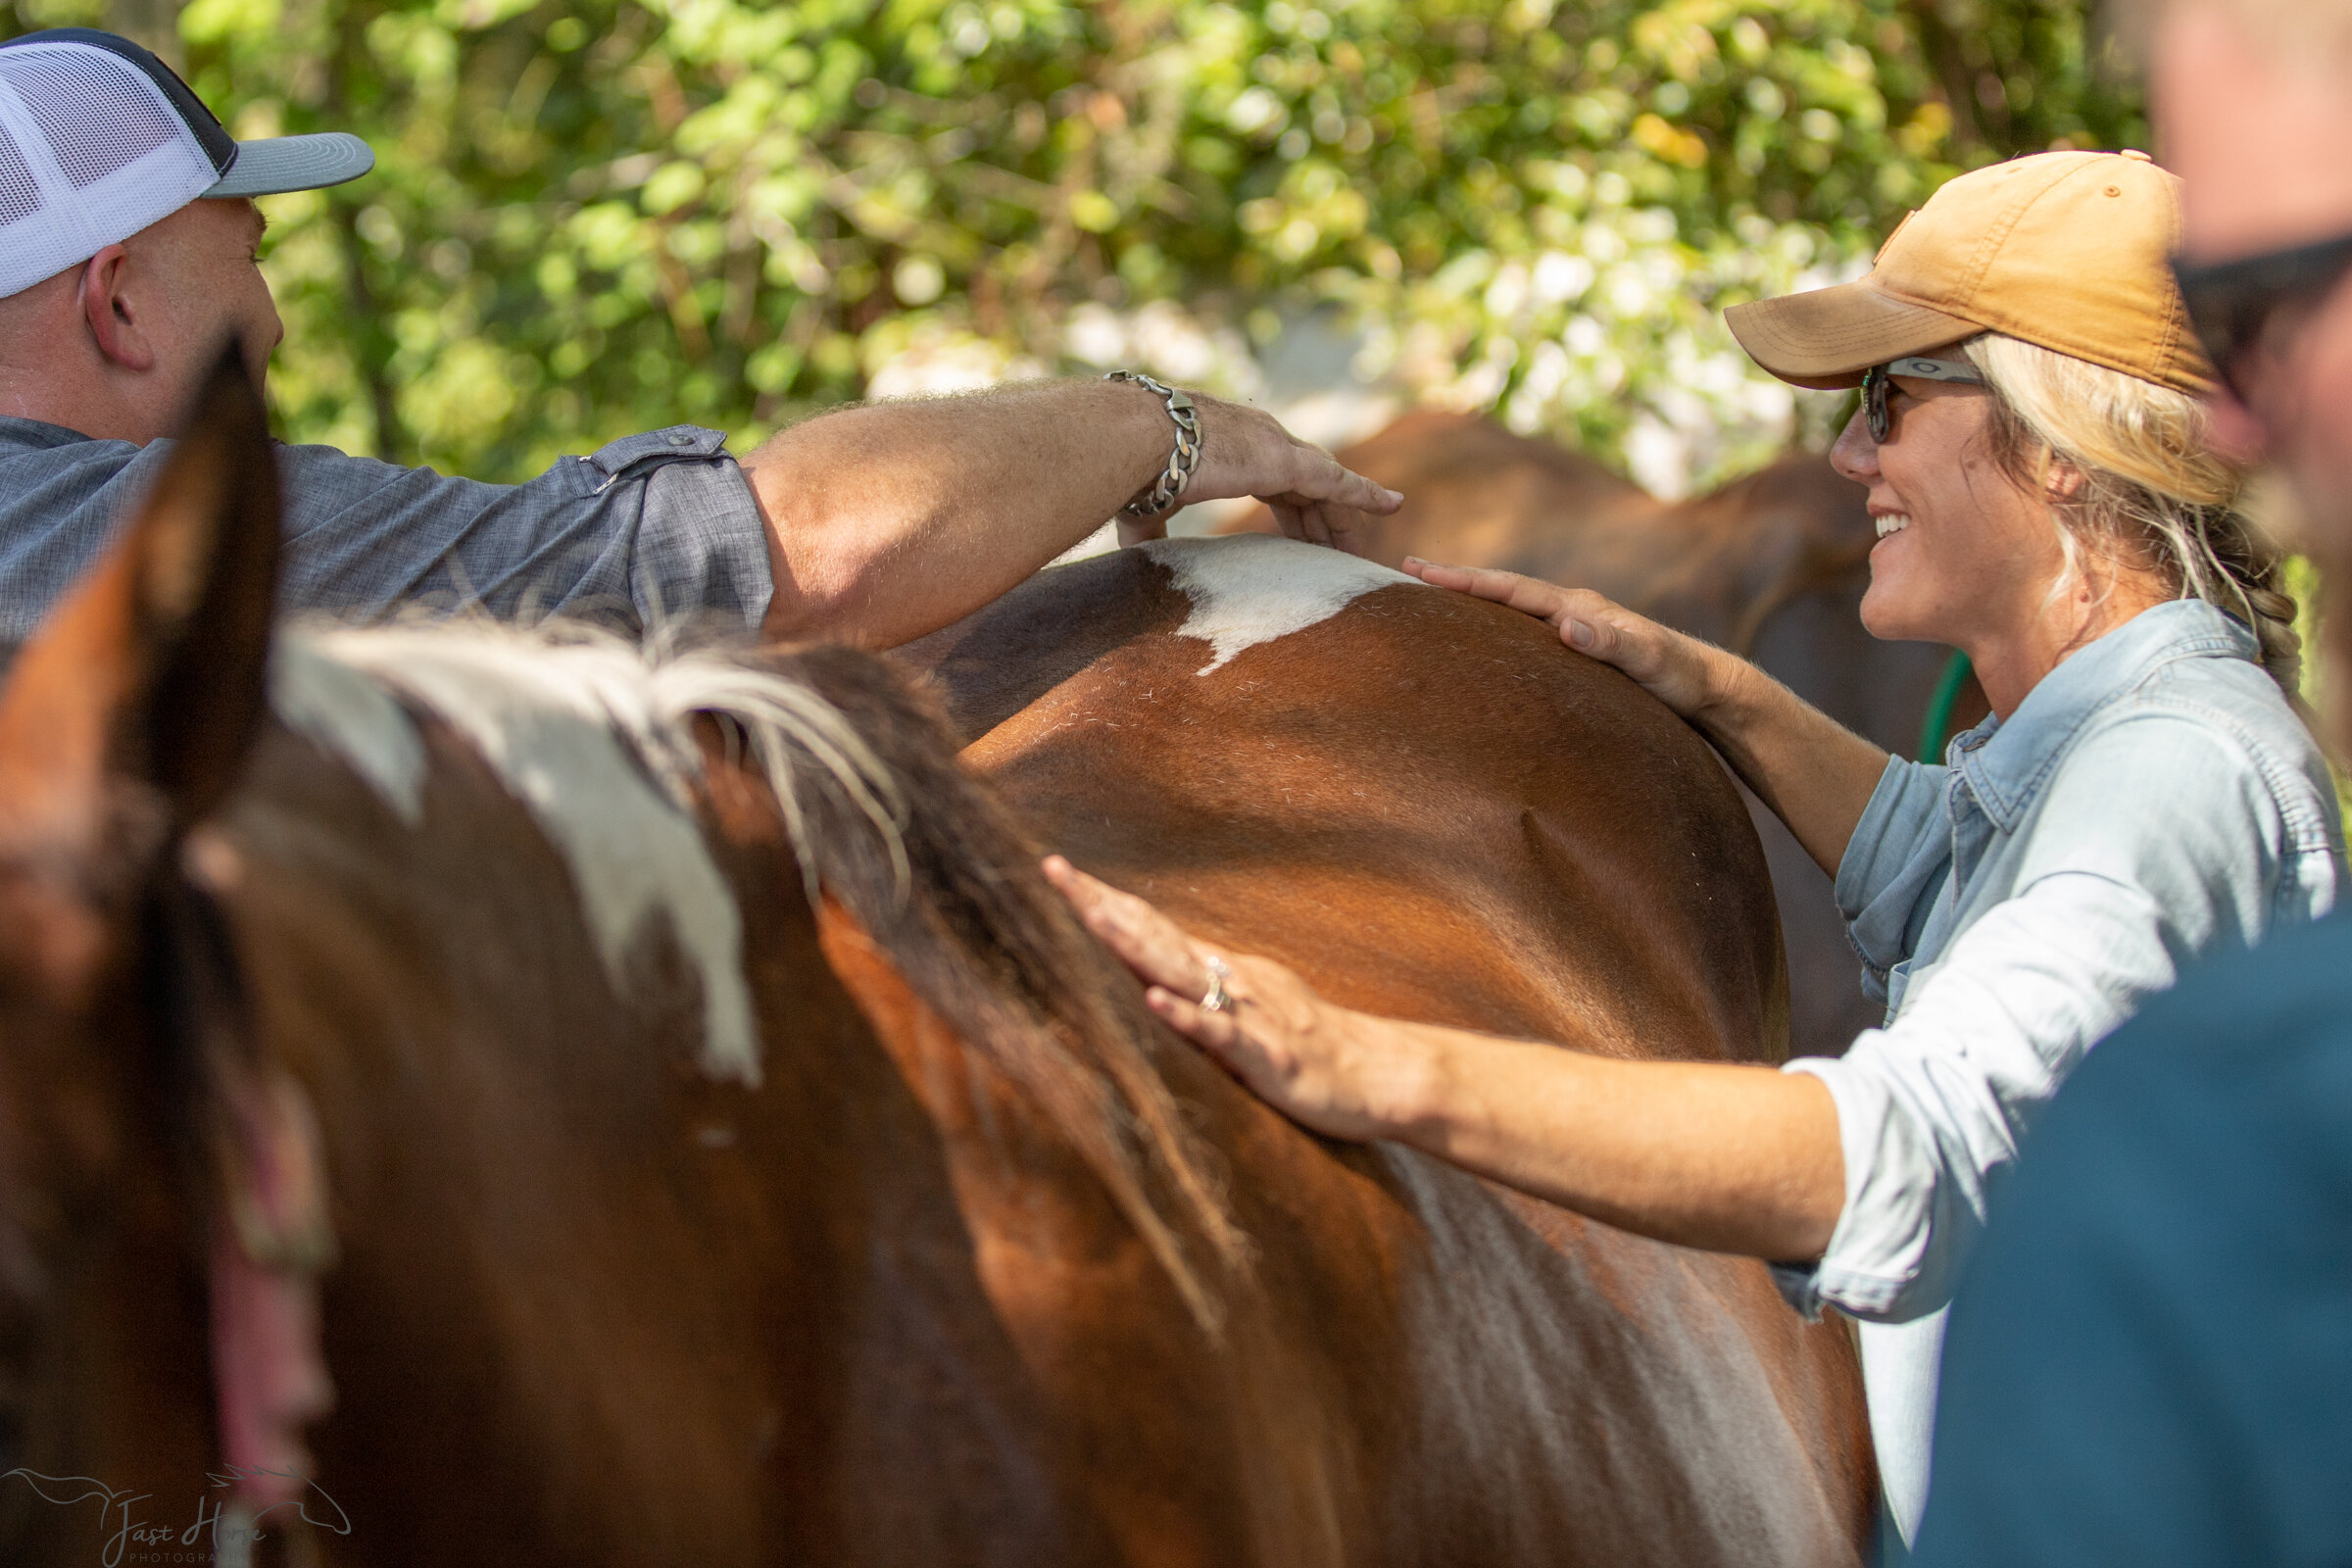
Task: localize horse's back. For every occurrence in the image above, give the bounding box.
[912,536,1783,1061]
[1222,416,1989,1059]
[903,537,1871,1564]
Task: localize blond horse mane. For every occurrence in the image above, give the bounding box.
[269,616,1244,1331]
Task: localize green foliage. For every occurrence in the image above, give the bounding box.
[0,0,2143,491]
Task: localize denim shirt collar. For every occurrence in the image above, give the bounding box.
[0,416,98,450]
[1948,598,2259,831]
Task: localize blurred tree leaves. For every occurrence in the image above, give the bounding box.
[1,0,2142,491]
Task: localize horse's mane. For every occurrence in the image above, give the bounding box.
[270,618,1245,1332]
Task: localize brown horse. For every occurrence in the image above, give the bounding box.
[0,363,1868,1567]
[1220,411,1991,1059]
[903,532,1874,1557]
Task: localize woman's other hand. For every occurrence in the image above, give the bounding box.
[1043,856,1425,1142]
[1401,559,1731,718]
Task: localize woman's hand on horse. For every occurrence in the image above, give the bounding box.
[1401,561,1727,717]
[1043,857,1422,1142]
[1118,394,1404,555]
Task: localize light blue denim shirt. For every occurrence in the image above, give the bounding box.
[1780,599,2341,1321]
[1773,598,2343,1549]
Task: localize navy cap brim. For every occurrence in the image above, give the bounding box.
[205,132,373,198]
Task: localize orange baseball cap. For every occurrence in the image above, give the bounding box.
[1726,150,2214,395]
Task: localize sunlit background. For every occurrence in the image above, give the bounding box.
[4,0,2141,499]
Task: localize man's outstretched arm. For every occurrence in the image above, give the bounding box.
[740,376,1401,647]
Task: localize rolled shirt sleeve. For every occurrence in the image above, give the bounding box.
[0,419,773,649]
[272,425,774,634]
[1776,711,2311,1323]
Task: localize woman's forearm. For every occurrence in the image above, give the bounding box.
[1047,856,1850,1262]
[1686,646,1891,878]
[1367,1009,1847,1259]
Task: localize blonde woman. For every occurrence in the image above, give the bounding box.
[1047,151,2344,1558]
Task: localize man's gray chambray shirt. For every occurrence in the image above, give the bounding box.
[0,417,775,652]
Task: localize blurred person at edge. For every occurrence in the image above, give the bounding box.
[1909,4,2352,1565]
[1043,150,2343,1564]
[0,29,1397,661]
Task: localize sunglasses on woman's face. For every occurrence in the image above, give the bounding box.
[2172,228,2352,402]
[1861,356,1987,443]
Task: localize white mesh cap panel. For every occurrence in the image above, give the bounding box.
[0,119,39,228]
[2,47,183,187]
[0,41,214,299]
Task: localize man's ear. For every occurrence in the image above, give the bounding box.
[0,342,281,853]
[77,244,157,372]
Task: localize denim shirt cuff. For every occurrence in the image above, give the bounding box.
[572,426,775,634]
[1767,1260,1827,1319]
[1767,1258,1913,1321]
[633,455,774,632]
[1776,1053,1925,1321]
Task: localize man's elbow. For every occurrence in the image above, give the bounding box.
[744,456,910,645]
[759,536,902,647]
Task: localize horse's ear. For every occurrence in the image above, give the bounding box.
[0,344,281,846]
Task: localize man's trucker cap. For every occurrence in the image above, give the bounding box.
[1726,150,2213,396]
[0,28,373,299]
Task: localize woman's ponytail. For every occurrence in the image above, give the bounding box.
[1965,332,2302,695]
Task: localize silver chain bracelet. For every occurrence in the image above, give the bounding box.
[1105,369,1203,518]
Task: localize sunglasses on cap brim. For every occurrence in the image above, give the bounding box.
[1861,356,1986,443]
[2171,229,2352,402]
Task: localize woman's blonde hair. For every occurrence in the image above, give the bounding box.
[1962,332,2301,691]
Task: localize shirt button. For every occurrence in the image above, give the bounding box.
[669,432,696,446]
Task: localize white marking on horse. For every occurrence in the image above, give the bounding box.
[267,624,902,1089]
[1137,535,1416,675]
[270,642,426,826]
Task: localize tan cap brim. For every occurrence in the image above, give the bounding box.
[1725,281,1985,390]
